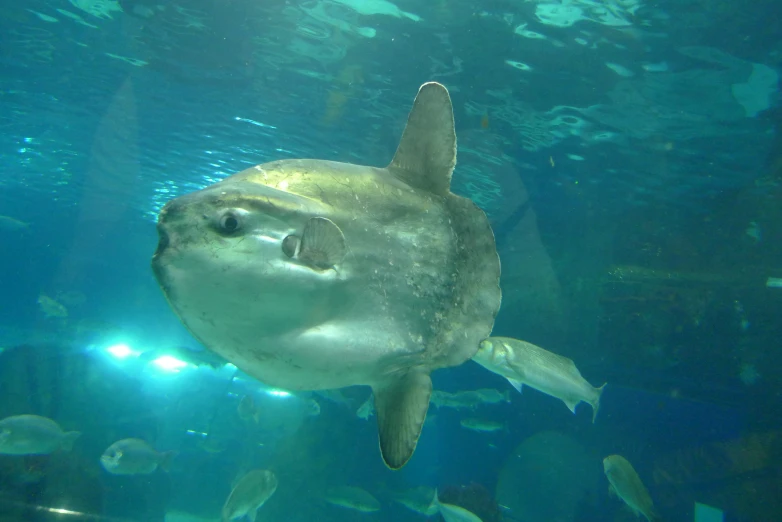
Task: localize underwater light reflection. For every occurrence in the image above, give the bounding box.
[151,355,189,372]
[105,343,139,359]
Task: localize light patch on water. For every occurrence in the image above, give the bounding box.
[643,61,669,72]
[605,62,634,77]
[332,0,421,22]
[105,53,148,67]
[68,0,122,19]
[106,343,139,359]
[514,24,547,40]
[505,60,532,72]
[27,10,58,23]
[152,355,190,373]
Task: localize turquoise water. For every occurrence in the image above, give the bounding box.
[1,1,780,521]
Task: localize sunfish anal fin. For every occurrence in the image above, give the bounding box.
[298,217,346,270]
[506,378,523,393]
[387,82,456,197]
[372,367,432,470]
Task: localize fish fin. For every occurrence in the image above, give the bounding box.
[608,484,617,498]
[564,398,579,414]
[253,412,261,425]
[298,217,346,270]
[428,489,440,515]
[158,450,178,472]
[60,431,81,452]
[372,367,432,470]
[591,383,607,423]
[387,82,456,196]
[507,378,523,393]
[247,509,257,522]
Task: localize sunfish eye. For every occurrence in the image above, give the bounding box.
[282,235,300,258]
[218,212,240,234]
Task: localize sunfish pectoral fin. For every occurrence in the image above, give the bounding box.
[591,383,607,424]
[247,508,257,522]
[372,367,433,470]
[387,82,456,197]
[506,378,523,393]
[298,217,347,270]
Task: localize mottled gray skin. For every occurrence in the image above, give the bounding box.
[151,82,501,469]
[222,469,278,522]
[0,415,80,455]
[100,438,175,475]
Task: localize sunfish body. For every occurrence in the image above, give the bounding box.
[0,415,80,455]
[474,337,605,422]
[151,82,502,469]
[221,469,278,522]
[603,455,660,521]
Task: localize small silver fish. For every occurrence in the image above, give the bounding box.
[100,438,176,475]
[603,455,660,522]
[0,215,30,231]
[435,491,483,522]
[460,418,504,433]
[237,395,260,424]
[222,469,278,522]
[474,337,606,422]
[392,486,438,516]
[323,485,381,512]
[0,415,80,455]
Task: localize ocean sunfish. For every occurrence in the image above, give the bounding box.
[151,82,502,469]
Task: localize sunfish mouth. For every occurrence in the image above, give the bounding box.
[153,223,169,258]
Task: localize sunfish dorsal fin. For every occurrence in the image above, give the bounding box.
[373,367,432,470]
[387,82,456,197]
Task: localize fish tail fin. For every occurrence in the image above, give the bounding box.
[159,450,178,472]
[60,431,81,452]
[591,383,607,424]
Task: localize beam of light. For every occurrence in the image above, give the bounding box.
[266,389,292,398]
[0,499,138,521]
[151,355,189,372]
[105,343,139,359]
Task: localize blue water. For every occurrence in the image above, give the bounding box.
[1,0,781,521]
